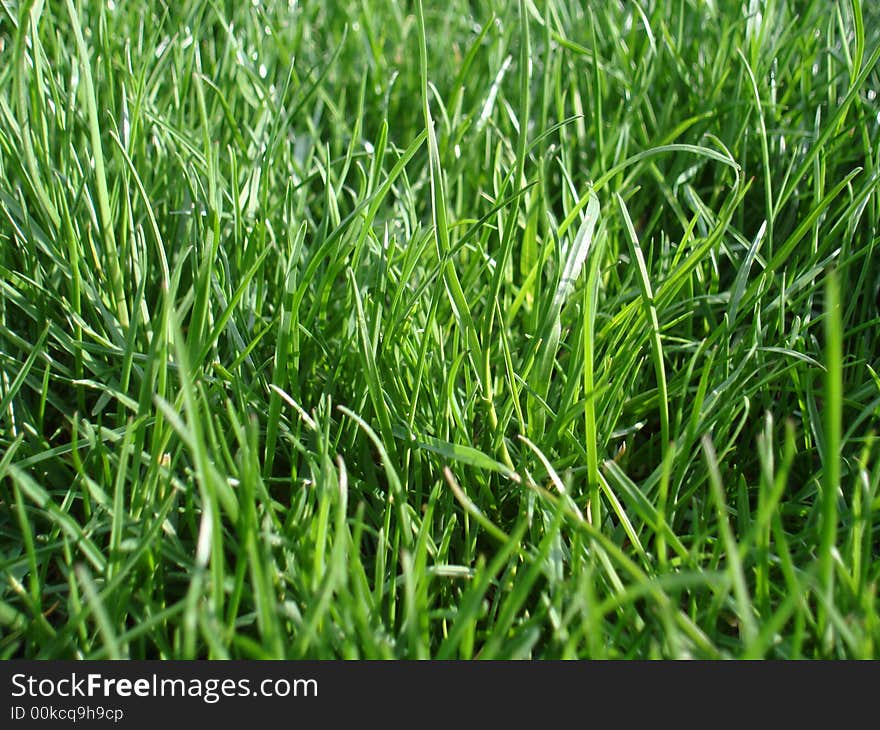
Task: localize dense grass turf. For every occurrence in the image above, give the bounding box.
[1,0,879,658]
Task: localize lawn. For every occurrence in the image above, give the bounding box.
[1,0,878,659]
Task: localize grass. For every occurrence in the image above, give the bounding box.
[0,0,879,659]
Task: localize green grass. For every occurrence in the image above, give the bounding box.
[1,0,879,659]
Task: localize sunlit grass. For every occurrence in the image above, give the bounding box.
[1,0,878,658]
